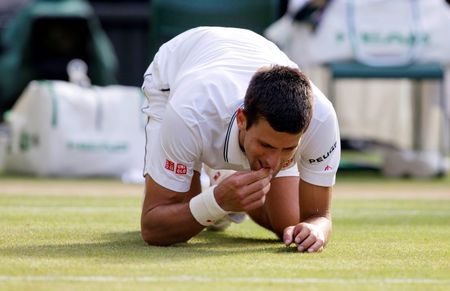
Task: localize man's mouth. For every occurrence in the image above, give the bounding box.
[257,160,272,171]
[257,160,264,170]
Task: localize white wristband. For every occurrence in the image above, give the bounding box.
[189,185,229,226]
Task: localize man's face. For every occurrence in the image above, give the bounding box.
[237,109,301,174]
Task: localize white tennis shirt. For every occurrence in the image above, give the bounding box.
[142,27,340,193]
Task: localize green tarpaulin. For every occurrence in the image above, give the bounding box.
[0,0,118,120]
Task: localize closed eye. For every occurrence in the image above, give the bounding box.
[283,146,297,152]
[260,141,296,152]
[260,141,275,149]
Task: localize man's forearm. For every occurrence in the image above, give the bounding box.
[141,203,204,246]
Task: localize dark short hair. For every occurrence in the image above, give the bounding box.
[243,65,313,134]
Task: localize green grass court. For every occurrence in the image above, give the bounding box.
[0,171,449,290]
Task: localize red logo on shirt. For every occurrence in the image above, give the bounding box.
[176,163,187,175]
[165,159,175,171]
[324,165,333,171]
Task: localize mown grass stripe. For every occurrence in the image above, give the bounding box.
[0,275,448,285]
[1,206,448,216]
[0,206,138,212]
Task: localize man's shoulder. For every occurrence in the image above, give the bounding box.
[310,83,336,123]
[298,83,339,149]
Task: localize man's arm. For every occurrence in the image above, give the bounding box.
[283,179,332,252]
[141,168,273,246]
[141,171,203,246]
[246,176,300,237]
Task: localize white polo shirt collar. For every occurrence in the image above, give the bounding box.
[223,107,250,169]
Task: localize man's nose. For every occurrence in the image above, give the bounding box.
[263,151,281,170]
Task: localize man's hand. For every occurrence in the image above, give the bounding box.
[214,168,272,212]
[283,223,325,253]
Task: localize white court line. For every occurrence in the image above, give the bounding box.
[0,275,448,285]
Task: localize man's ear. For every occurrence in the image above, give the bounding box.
[236,108,247,131]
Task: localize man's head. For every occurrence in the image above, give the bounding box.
[237,65,313,173]
[244,65,313,134]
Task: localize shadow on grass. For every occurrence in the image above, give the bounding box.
[0,230,287,262]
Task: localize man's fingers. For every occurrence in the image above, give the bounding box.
[233,168,272,186]
[241,181,270,210]
[240,181,271,207]
[244,195,266,212]
[296,228,325,253]
[283,226,295,246]
[296,233,316,252]
[293,225,310,245]
[285,223,326,253]
[215,168,272,212]
[239,175,271,198]
[306,240,325,253]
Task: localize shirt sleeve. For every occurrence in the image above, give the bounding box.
[147,103,202,192]
[297,105,341,187]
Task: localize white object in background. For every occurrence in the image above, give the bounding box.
[409,151,448,178]
[265,0,450,67]
[67,59,91,87]
[382,149,447,178]
[382,149,415,177]
[5,80,146,178]
[121,168,145,184]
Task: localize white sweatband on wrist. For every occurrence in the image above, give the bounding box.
[189,185,229,226]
